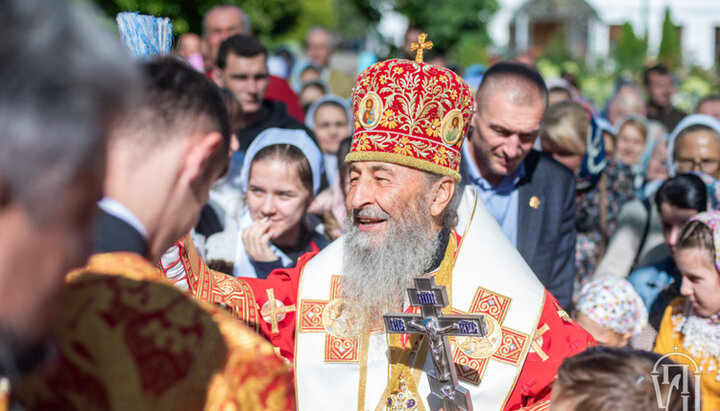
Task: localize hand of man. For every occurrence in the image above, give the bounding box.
[242,218,279,262]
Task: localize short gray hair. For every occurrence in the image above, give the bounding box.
[0,0,138,220]
[202,5,251,36]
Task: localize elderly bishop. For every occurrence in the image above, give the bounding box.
[174,36,595,410]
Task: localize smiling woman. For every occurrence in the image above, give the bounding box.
[205,128,327,279]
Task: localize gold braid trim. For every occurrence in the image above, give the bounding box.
[345,151,461,183]
[357,331,371,411]
[374,233,459,410]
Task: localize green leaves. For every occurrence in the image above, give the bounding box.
[658,7,681,69]
[394,0,498,62]
[612,22,647,75]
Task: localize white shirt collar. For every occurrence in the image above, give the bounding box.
[98,197,148,240]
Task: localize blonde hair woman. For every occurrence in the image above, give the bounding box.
[541,101,637,303]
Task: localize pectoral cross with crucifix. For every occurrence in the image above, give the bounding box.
[384,277,487,411]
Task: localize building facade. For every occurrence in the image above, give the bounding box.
[490,0,720,68]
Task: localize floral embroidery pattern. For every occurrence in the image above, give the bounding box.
[380,109,398,129]
[393,136,413,156]
[350,59,474,178]
[425,118,441,137]
[356,134,372,151]
[433,146,448,165]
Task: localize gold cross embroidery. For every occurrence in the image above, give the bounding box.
[410,33,433,63]
[531,323,550,361]
[261,288,295,334]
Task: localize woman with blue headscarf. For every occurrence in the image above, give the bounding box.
[204,128,328,279]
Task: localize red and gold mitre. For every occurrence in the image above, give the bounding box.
[346,35,474,182]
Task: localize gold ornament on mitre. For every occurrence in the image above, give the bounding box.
[410,33,433,63]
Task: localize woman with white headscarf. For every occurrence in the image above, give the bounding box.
[204,128,327,279]
[595,116,720,281]
[666,114,720,179]
[304,95,353,186]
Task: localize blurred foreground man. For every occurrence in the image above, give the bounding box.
[0,0,135,383]
[13,54,294,409]
[241,41,594,410]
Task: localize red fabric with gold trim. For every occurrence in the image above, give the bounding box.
[347,59,474,181]
[157,236,260,330]
[14,253,295,410]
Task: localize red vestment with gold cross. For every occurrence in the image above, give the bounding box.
[13,252,295,410]
[238,188,594,410]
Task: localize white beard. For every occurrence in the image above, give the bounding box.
[341,198,439,329]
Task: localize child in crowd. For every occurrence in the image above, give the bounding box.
[574,277,648,348]
[655,210,720,411]
[551,346,697,411]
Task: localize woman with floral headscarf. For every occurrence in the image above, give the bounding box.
[655,210,720,411]
[574,277,648,348]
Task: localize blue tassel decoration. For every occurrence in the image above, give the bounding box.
[116,12,172,60]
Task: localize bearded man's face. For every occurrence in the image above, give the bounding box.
[345,161,434,246]
[341,162,441,326]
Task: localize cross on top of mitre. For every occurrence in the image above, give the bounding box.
[411,33,433,63]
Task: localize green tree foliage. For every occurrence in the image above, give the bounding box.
[87,0,302,45]
[392,0,498,65]
[612,22,647,74]
[281,0,336,44]
[334,0,383,41]
[658,7,681,69]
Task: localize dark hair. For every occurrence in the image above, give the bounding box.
[250,144,313,197]
[477,61,548,106]
[315,100,348,121]
[137,58,231,173]
[676,219,714,256]
[219,88,244,131]
[561,71,579,90]
[643,64,672,86]
[337,136,353,194]
[555,346,697,411]
[217,34,267,70]
[301,80,327,95]
[655,173,707,213]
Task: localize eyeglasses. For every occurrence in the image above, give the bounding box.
[675,158,720,174]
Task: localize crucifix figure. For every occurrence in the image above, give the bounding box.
[384,277,487,411]
[411,33,433,63]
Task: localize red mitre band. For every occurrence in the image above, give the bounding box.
[346,58,474,182]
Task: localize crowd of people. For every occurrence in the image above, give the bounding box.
[3,0,720,409]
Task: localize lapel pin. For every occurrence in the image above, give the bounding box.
[529,196,541,209]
